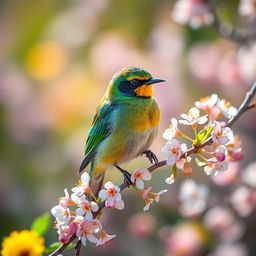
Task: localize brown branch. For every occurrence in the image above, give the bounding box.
[208,1,256,44]
[49,81,256,256]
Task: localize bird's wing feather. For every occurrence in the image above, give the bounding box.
[79,100,116,173]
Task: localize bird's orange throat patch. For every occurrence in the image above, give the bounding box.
[134,85,153,98]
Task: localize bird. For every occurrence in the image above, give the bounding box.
[79,66,165,195]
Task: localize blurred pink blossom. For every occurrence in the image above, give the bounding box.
[127,213,156,237]
[231,186,256,217]
[179,179,209,217]
[172,0,214,28]
[239,0,256,17]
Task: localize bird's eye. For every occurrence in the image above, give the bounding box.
[130,79,140,87]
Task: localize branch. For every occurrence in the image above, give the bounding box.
[209,1,256,44]
[49,81,256,256]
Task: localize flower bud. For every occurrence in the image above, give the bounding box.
[59,233,69,244]
[69,221,78,235]
[215,152,226,162]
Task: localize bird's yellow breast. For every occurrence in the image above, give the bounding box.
[127,99,160,132]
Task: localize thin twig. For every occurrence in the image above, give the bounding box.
[49,81,256,256]
[75,240,82,256]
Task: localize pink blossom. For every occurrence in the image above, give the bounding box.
[59,188,75,208]
[179,107,208,126]
[239,0,256,17]
[211,162,239,186]
[75,196,99,220]
[195,94,218,110]
[242,162,256,188]
[99,181,124,210]
[217,99,237,118]
[161,139,183,166]
[204,158,229,176]
[140,187,167,211]
[127,213,156,237]
[71,172,92,197]
[211,121,234,145]
[163,222,206,256]
[131,168,152,189]
[76,219,100,246]
[231,186,256,217]
[179,179,209,217]
[96,230,116,246]
[172,0,214,28]
[162,118,183,140]
[210,243,247,256]
[51,205,71,225]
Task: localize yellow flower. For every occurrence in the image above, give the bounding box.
[1,230,45,256]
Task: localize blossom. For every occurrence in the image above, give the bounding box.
[239,0,256,17]
[75,195,99,220]
[76,219,100,246]
[162,118,182,140]
[131,168,152,189]
[171,0,214,28]
[179,180,209,217]
[1,230,45,256]
[162,222,207,256]
[204,207,245,242]
[211,162,239,186]
[56,223,73,243]
[195,94,218,110]
[99,181,124,209]
[51,204,71,225]
[139,187,167,211]
[179,107,208,126]
[211,121,234,145]
[204,158,229,176]
[96,230,116,246]
[231,186,256,217]
[59,188,75,208]
[210,243,247,256]
[127,213,156,237]
[71,172,92,197]
[161,139,183,166]
[242,162,256,188]
[217,99,237,118]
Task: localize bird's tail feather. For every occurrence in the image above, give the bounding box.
[89,172,105,198]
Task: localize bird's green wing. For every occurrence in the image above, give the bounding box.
[79,100,116,173]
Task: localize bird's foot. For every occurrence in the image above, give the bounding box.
[115,164,132,186]
[143,150,159,165]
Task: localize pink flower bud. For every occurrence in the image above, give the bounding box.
[69,221,78,235]
[59,233,69,244]
[231,152,244,161]
[215,152,226,162]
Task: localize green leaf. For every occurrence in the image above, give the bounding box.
[45,242,76,253]
[30,212,51,236]
[193,127,213,146]
[195,158,207,167]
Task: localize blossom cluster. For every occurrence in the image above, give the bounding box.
[51,168,167,248]
[161,94,243,183]
[166,161,256,256]
[171,0,256,28]
[51,173,117,246]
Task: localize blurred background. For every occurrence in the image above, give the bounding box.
[0,0,256,255]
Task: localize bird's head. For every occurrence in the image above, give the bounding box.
[106,67,165,100]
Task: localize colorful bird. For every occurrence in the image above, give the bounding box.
[79,67,165,195]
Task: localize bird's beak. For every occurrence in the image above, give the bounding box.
[145,78,165,85]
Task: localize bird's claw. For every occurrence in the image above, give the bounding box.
[143,150,158,165]
[115,165,132,186]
